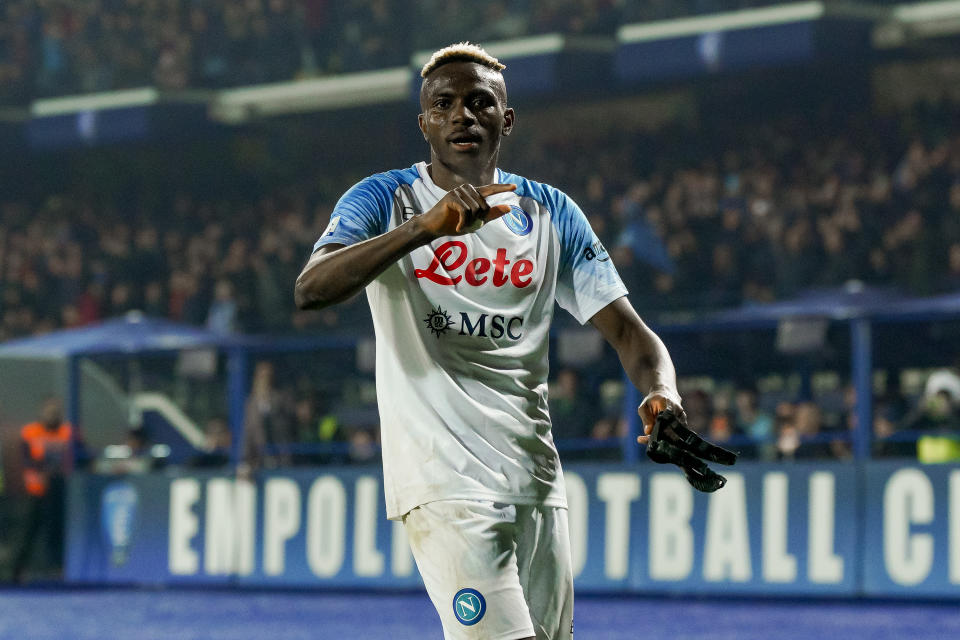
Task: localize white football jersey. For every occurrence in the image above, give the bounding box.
[315,162,627,519]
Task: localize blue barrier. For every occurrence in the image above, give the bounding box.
[67,460,960,598]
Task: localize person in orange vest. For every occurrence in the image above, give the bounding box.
[12,397,77,582]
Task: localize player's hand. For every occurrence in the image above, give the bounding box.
[643,406,738,492]
[636,387,683,445]
[419,183,516,238]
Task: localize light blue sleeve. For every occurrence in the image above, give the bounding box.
[547,186,628,324]
[313,174,396,251]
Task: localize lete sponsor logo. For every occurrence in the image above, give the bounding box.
[415,241,534,288]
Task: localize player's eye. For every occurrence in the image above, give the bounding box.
[434,98,450,109]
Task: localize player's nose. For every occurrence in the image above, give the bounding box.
[450,101,476,125]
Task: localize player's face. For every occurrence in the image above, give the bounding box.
[418,62,514,175]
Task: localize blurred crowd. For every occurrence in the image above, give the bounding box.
[0,189,326,339]
[548,363,960,463]
[515,102,960,313]
[3,101,959,341]
[2,4,960,469]
[4,96,958,464]
[0,0,900,105]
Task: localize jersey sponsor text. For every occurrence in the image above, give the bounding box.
[415,240,534,288]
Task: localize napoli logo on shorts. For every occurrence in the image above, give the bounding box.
[452,588,486,626]
[502,205,533,236]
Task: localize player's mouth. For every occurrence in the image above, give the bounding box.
[448,132,482,151]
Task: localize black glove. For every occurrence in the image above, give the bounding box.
[646,407,738,492]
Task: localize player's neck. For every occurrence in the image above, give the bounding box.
[427,156,498,191]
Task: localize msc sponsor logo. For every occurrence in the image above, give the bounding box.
[453,588,486,625]
[583,239,609,262]
[503,205,533,236]
[424,305,455,338]
[459,312,523,340]
[415,241,534,288]
[422,305,524,340]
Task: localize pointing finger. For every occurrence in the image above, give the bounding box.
[463,184,490,211]
[477,183,517,197]
[483,204,512,222]
[458,185,487,217]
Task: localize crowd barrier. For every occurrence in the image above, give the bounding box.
[66,460,960,598]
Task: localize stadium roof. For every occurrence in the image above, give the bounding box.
[0,313,238,358]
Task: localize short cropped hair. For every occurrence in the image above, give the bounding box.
[420,42,506,78]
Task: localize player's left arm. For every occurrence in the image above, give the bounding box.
[589,296,682,445]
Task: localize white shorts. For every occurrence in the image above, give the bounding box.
[403,500,574,640]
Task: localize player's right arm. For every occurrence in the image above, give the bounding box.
[295,182,515,309]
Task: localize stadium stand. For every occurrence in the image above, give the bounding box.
[1,0,906,104]
[2,4,960,605]
[1,100,957,339]
[1,0,958,475]
[1,93,958,462]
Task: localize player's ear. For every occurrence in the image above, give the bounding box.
[501,108,515,137]
[417,113,428,141]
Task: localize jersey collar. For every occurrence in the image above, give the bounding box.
[416,162,505,199]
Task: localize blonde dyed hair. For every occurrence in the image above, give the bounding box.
[420,42,505,78]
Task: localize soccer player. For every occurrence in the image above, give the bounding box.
[296,43,685,640]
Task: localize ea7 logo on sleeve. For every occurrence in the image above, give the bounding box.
[415,241,534,288]
[452,588,486,626]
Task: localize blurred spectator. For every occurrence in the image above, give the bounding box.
[11,398,80,582]
[735,388,774,455]
[549,368,594,442]
[347,427,379,464]
[584,379,628,460]
[794,401,833,459]
[191,416,233,468]
[96,427,155,475]
[680,389,712,435]
[207,278,239,334]
[907,389,958,431]
[241,361,295,472]
[907,369,960,462]
[775,401,801,460]
[923,368,960,406]
[707,391,735,444]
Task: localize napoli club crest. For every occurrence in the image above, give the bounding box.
[502,205,533,236]
[452,588,486,625]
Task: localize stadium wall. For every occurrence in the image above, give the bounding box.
[66,461,960,598]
